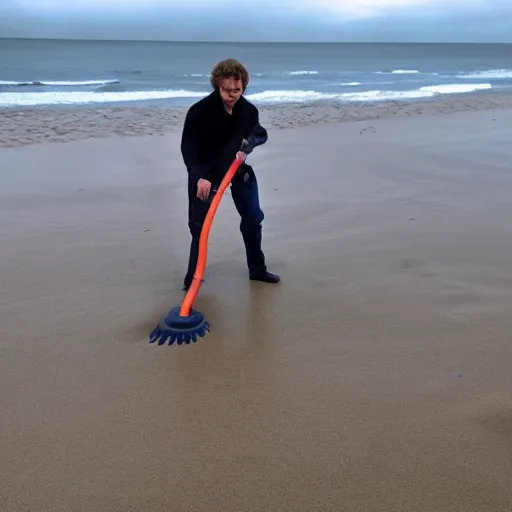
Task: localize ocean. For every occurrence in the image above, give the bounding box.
[1,39,512,108]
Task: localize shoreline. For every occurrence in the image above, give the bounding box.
[2,89,512,148]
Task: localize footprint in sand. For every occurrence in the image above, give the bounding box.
[359,126,377,135]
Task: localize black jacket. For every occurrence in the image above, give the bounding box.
[180,89,268,185]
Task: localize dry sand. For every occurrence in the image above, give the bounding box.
[2,103,512,511]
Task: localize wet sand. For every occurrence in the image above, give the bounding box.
[2,108,512,511]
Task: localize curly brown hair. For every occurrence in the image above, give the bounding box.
[210,59,250,91]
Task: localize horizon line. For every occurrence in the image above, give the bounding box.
[1,37,510,45]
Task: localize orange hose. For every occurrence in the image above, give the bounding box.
[179,156,244,317]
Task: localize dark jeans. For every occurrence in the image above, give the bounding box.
[184,164,266,286]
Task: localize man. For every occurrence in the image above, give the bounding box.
[180,58,280,291]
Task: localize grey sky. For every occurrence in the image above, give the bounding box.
[0,0,511,42]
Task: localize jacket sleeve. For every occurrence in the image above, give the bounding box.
[180,106,210,181]
[240,112,268,155]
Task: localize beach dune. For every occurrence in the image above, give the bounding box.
[2,107,512,511]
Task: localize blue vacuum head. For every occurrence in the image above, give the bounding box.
[149,306,210,346]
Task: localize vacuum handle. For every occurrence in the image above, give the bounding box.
[180,156,244,316]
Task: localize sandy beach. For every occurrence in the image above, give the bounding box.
[2,100,512,511]
[3,90,512,148]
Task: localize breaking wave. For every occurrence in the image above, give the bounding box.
[0,89,205,106]
[374,69,420,75]
[0,79,120,87]
[288,71,319,75]
[457,69,512,79]
[0,83,493,107]
[245,83,492,102]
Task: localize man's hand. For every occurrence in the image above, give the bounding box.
[196,178,211,201]
[236,151,247,163]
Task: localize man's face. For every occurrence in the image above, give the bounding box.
[219,76,243,108]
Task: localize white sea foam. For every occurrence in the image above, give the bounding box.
[341,82,362,86]
[0,89,206,107]
[392,69,420,74]
[374,69,421,75]
[288,71,319,75]
[457,69,512,79]
[247,89,429,102]
[0,79,120,86]
[419,83,492,94]
[0,83,492,107]
[246,83,492,102]
[0,81,32,86]
[247,90,338,102]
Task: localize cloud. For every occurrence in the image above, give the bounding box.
[0,0,510,42]
[304,0,492,20]
[2,0,495,16]
[313,0,476,13]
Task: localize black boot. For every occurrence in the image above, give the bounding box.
[249,268,280,284]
